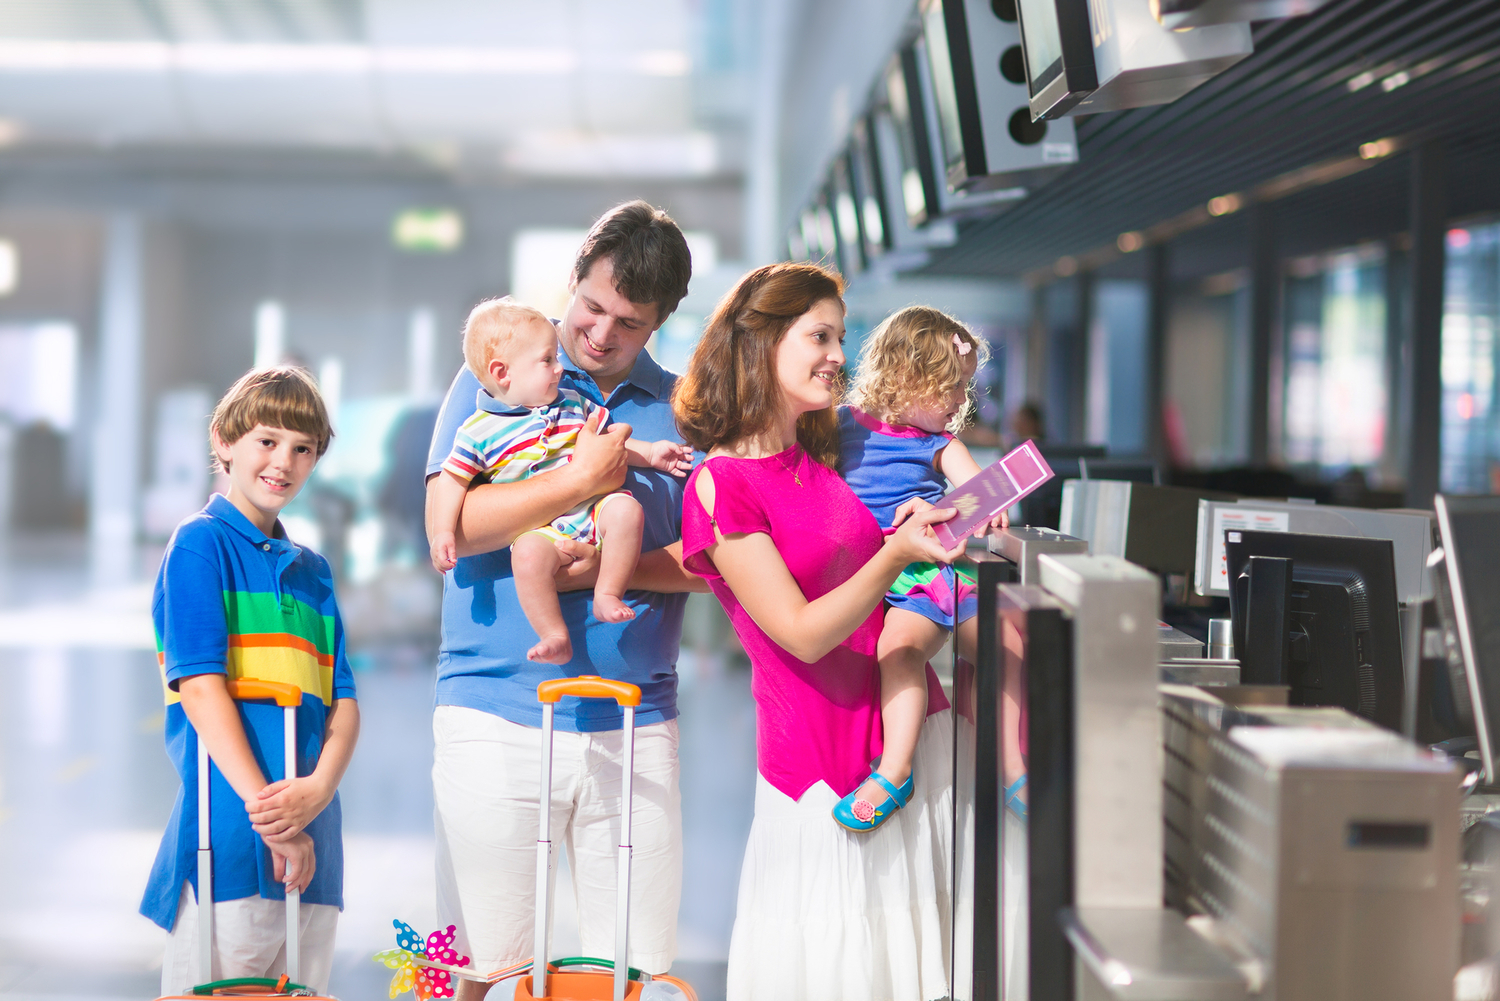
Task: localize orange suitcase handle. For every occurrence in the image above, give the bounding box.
[536,675,641,707]
[226,679,303,707]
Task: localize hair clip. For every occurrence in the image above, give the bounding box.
[953,334,972,356]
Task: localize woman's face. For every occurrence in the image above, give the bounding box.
[774,298,846,418]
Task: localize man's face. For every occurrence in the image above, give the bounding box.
[559,256,663,391]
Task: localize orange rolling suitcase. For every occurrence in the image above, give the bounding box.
[512,676,697,1001]
[155,679,338,1000]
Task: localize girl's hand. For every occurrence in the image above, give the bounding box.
[886,506,966,566]
[890,496,935,528]
[977,508,1010,538]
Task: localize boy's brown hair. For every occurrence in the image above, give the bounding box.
[210,366,334,471]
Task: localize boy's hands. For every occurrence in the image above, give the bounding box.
[430,530,458,573]
[267,831,316,893]
[249,774,334,842]
[647,440,693,476]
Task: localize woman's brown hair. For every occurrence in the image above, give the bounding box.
[673,262,845,468]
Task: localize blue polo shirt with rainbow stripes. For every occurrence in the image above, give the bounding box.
[140,493,357,931]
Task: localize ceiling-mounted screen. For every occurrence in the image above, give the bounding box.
[847,116,891,261]
[829,156,865,276]
[882,49,942,230]
[921,0,1078,192]
[1015,0,1097,120]
[1155,0,1333,29]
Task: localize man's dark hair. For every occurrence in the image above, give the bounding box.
[572,200,692,325]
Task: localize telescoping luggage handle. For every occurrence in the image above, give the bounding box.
[534,676,642,1001]
[198,680,304,990]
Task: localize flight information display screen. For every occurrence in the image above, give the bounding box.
[1017,0,1065,97]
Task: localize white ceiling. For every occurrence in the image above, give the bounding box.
[0,0,753,177]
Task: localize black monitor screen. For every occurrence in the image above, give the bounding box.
[921,0,967,185]
[848,117,890,259]
[1435,495,1500,779]
[829,155,864,276]
[1016,0,1064,97]
[883,51,937,229]
[1225,530,1403,731]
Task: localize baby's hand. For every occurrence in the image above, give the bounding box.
[649,440,693,477]
[430,532,458,573]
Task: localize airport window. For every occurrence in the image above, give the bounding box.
[1281,245,1389,476]
[1442,220,1500,495]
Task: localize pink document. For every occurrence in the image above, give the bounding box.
[931,440,1055,549]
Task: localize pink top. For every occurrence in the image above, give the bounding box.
[681,444,950,801]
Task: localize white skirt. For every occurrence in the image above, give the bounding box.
[726,710,954,1001]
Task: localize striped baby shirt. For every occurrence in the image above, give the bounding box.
[441,386,597,487]
[140,492,357,931]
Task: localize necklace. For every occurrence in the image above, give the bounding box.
[779,445,803,486]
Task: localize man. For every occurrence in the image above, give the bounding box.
[425,201,708,998]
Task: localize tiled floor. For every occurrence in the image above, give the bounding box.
[0,534,754,1001]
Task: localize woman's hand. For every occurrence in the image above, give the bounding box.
[886,506,966,566]
[890,496,934,528]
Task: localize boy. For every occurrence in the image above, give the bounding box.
[141,366,361,997]
[426,298,690,664]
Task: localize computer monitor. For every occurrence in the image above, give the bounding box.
[1078,456,1159,485]
[1225,530,1404,732]
[847,116,891,262]
[881,47,942,230]
[1013,0,1097,120]
[828,155,865,276]
[1433,495,1500,783]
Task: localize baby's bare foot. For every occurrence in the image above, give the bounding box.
[527,633,573,664]
[593,594,636,624]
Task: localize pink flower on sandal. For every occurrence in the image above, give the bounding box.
[852,799,876,823]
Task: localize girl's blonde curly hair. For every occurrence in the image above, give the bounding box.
[847,305,989,434]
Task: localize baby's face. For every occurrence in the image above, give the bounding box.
[500,319,564,407]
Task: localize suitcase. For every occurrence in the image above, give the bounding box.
[156,679,337,1000]
[512,676,697,1001]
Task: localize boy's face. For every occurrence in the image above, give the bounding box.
[213,423,320,532]
[494,319,564,407]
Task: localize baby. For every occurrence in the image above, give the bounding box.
[427,298,691,663]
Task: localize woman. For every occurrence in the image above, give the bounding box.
[672,262,962,1000]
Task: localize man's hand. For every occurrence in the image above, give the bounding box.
[249,775,334,842]
[267,831,316,893]
[553,538,601,592]
[570,410,631,495]
[646,441,693,477]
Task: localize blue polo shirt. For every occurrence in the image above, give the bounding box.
[140,494,357,931]
[426,345,687,732]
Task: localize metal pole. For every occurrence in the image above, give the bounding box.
[1405,142,1447,509]
[533,703,555,998]
[1071,272,1094,444]
[1145,243,1170,467]
[613,706,636,1001]
[284,704,300,985]
[197,740,213,985]
[1247,204,1276,466]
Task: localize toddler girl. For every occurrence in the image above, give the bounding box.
[833,305,1001,831]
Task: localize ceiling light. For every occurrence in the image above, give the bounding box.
[0,240,16,295]
[1054,256,1078,277]
[1346,71,1376,92]
[1380,70,1410,92]
[0,118,21,145]
[1359,138,1397,159]
[392,208,463,252]
[1206,194,1243,217]
[1117,231,1144,253]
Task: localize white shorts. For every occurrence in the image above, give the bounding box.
[160,881,339,996]
[432,705,682,975]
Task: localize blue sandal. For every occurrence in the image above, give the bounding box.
[832,771,914,832]
[1005,775,1028,821]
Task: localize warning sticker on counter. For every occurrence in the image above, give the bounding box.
[1210,508,1291,591]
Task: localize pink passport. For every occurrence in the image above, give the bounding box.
[932,440,1055,549]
